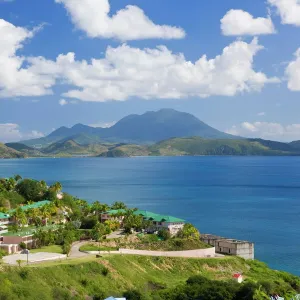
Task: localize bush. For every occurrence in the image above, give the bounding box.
[80,216,98,229]
[157,229,171,241]
[19,269,29,280]
[123,289,143,300]
[101,267,109,276]
[19,242,26,250]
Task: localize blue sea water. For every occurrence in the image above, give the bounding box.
[0,156,299,275]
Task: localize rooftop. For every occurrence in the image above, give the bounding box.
[0,212,10,219]
[2,224,60,237]
[9,200,51,213]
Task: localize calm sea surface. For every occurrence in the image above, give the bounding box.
[0,156,299,275]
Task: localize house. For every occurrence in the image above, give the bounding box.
[100,209,127,223]
[105,297,126,300]
[133,210,185,236]
[233,273,243,283]
[0,212,12,225]
[201,234,254,260]
[0,223,8,235]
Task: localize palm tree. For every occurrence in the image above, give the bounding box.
[14,175,22,182]
[51,182,62,193]
[26,208,40,226]
[40,205,51,226]
[12,207,27,228]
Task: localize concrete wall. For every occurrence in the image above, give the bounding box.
[215,240,254,260]
[118,247,216,258]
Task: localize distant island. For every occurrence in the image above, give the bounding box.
[2,109,300,158]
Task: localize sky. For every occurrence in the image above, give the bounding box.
[1,0,300,142]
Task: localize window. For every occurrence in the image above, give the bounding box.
[219,248,222,252]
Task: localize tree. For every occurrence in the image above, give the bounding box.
[15,179,47,202]
[14,175,22,182]
[51,182,62,193]
[177,223,200,240]
[26,208,41,226]
[123,215,143,233]
[12,207,27,228]
[16,259,23,267]
[40,205,51,226]
[123,290,143,300]
[92,222,108,241]
[19,242,26,250]
[111,201,127,210]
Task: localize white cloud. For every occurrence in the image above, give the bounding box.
[0,19,55,98]
[59,99,68,106]
[55,0,185,41]
[0,123,44,143]
[227,122,300,142]
[221,9,276,36]
[257,112,266,116]
[285,49,300,91]
[28,38,279,102]
[89,121,116,128]
[268,0,300,26]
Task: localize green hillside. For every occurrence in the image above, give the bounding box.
[99,144,150,157]
[43,139,108,156]
[149,137,298,156]
[0,255,299,299]
[0,143,26,159]
[5,143,44,157]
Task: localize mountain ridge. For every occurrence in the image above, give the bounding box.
[21,109,238,147]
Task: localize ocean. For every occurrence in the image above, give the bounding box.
[0,156,299,275]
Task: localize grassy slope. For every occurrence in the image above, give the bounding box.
[1,255,298,299]
[150,137,297,156]
[0,143,26,159]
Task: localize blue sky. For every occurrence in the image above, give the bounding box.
[1,0,300,142]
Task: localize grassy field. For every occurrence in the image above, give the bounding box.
[79,244,118,252]
[30,245,63,254]
[0,254,299,299]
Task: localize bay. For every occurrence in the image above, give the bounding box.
[0,156,299,275]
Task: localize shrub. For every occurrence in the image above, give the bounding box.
[19,242,26,250]
[123,289,143,300]
[101,267,109,276]
[157,229,171,241]
[19,269,29,280]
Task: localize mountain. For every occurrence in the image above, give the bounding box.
[21,109,237,147]
[0,143,26,159]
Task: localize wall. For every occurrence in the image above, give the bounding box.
[118,247,216,258]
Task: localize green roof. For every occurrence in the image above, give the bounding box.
[9,200,51,213]
[133,210,185,223]
[2,224,60,237]
[0,212,10,219]
[105,209,127,215]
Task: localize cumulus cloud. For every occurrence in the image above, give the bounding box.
[268,0,300,26]
[28,38,279,102]
[221,9,276,36]
[0,19,55,98]
[55,0,185,41]
[285,49,300,91]
[59,99,68,106]
[227,122,300,142]
[0,123,44,143]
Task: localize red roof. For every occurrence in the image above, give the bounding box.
[233,273,242,278]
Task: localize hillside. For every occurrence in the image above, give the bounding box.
[21,109,237,147]
[43,139,108,156]
[0,143,26,159]
[149,137,298,156]
[0,255,299,299]
[5,143,44,157]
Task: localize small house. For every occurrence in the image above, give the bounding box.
[233,273,243,283]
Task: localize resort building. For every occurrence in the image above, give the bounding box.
[133,210,185,236]
[201,234,254,260]
[100,209,185,236]
[100,209,127,223]
[0,212,11,225]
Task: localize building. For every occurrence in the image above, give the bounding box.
[201,234,254,260]
[105,297,126,300]
[233,273,243,283]
[133,210,185,236]
[100,209,127,223]
[0,212,12,225]
[100,209,185,236]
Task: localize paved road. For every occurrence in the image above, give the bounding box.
[69,241,91,258]
[3,253,67,265]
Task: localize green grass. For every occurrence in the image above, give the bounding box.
[1,255,299,299]
[30,245,63,254]
[79,244,119,252]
